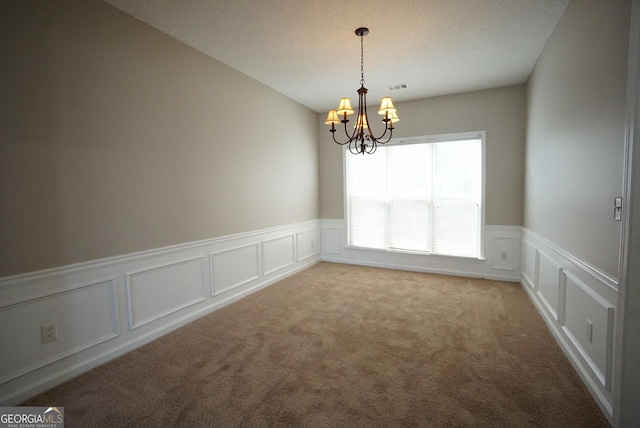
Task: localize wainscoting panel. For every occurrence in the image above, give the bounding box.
[489,236,517,271]
[537,251,562,321]
[521,240,538,291]
[320,220,342,255]
[562,272,614,390]
[0,279,118,385]
[211,244,260,295]
[320,220,522,281]
[0,220,320,406]
[520,229,617,421]
[126,257,206,330]
[262,235,295,275]
[297,229,320,261]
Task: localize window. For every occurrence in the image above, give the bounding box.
[345,133,484,258]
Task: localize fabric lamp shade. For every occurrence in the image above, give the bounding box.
[325,110,340,125]
[337,98,355,116]
[378,97,396,115]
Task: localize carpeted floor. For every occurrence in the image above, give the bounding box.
[23,262,610,427]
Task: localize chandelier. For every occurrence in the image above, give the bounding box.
[325,27,399,155]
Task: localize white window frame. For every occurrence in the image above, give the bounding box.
[342,131,486,260]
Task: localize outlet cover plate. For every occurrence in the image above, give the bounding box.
[40,323,58,344]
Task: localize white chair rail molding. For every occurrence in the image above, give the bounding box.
[0,221,321,405]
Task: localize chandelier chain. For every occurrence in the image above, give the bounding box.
[360,33,365,86]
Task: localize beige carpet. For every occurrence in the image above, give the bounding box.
[24,262,609,427]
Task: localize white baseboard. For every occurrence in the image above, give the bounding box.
[520,228,617,424]
[320,219,522,281]
[0,220,320,405]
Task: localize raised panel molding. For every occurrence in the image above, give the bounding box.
[297,229,320,261]
[211,244,260,295]
[562,272,615,391]
[0,279,118,385]
[262,235,295,275]
[0,220,616,422]
[320,220,342,255]
[521,240,538,290]
[126,257,207,330]
[489,236,517,271]
[320,220,522,281]
[0,220,320,406]
[537,251,563,320]
[521,228,617,421]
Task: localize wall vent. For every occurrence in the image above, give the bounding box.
[386,83,408,91]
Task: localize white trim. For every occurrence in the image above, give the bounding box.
[391,131,487,145]
[343,131,487,260]
[523,229,618,291]
[520,282,613,419]
[489,237,515,271]
[536,250,562,321]
[210,243,260,296]
[296,229,321,262]
[0,279,119,385]
[614,1,640,425]
[261,234,296,275]
[0,220,319,285]
[125,256,207,330]
[521,240,538,291]
[562,271,614,390]
[2,258,318,407]
[321,220,521,282]
[521,227,617,422]
[0,221,320,406]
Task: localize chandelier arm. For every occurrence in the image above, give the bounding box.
[377,128,394,144]
[325,27,398,155]
[346,118,360,142]
[343,87,364,155]
[331,117,360,145]
[372,120,393,144]
[331,132,351,146]
[341,106,361,144]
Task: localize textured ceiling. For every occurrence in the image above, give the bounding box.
[101,0,569,113]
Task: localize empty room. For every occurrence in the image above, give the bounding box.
[1,0,639,426]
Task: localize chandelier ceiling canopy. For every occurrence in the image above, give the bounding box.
[325,27,399,155]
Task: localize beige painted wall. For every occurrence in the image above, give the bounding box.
[0,0,319,277]
[525,0,630,279]
[319,85,526,226]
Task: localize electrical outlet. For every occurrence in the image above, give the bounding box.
[586,319,593,343]
[614,197,622,221]
[40,323,58,344]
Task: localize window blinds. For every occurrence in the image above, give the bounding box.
[346,137,482,258]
